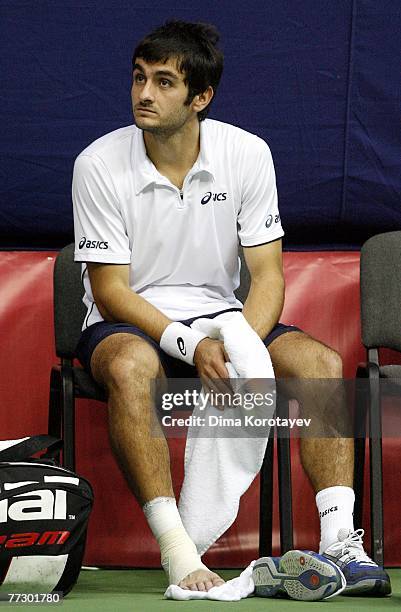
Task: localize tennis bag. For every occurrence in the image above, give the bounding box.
[0,435,93,596]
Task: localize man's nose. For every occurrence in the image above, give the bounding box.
[139,80,155,102]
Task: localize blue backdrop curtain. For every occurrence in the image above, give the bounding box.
[1,0,400,248]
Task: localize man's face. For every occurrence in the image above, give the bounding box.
[131,57,195,135]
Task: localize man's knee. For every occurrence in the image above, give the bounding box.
[316,346,343,378]
[92,335,163,389]
[270,332,343,378]
[297,341,343,378]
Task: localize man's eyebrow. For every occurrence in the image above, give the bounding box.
[133,63,180,80]
[154,70,180,80]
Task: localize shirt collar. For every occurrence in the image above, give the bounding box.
[132,121,215,195]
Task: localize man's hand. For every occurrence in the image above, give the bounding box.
[193,338,232,406]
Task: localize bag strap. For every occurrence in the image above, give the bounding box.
[0,435,62,462]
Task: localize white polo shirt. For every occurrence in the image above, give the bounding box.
[72,119,284,327]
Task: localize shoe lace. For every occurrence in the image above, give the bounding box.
[328,529,376,565]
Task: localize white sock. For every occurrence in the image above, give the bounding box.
[316,486,355,553]
[143,497,208,584]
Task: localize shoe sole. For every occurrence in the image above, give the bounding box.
[253,551,344,601]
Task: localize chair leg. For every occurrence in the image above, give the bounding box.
[368,369,384,566]
[259,430,274,557]
[47,367,62,463]
[48,367,62,439]
[353,375,368,529]
[277,398,293,554]
[61,362,76,472]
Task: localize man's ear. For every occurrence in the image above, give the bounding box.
[191,86,214,114]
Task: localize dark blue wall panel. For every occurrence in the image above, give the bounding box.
[343,1,401,240]
[0,0,400,248]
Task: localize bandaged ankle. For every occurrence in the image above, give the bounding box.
[159,526,208,585]
[142,497,183,540]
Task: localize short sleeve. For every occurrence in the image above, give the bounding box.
[237,137,284,247]
[72,154,131,263]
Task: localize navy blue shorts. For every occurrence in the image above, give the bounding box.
[75,308,302,379]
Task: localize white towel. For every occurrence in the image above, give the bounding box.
[165,560,256,601]
[178,312,275,556]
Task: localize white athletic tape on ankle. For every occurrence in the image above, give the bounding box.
[143,497,183,540]
[160,322,207,365]
[159,527,208,585]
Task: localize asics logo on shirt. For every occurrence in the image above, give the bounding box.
[79,237,109,250]
[177,337,186,356]
[201,192,227,205]
[265,214,281,228]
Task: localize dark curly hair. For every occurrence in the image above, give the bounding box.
[132,20,224,121]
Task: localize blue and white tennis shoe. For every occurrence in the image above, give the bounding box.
[323,528,391,596]
[252,550,345,601]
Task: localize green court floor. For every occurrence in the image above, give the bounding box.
[8,568,401,611]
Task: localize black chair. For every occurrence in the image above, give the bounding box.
[48,243,293,556]
[353,231,401,566]
[48,244,107,472]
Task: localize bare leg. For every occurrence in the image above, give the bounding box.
[268,332,354,491]
[91,333,224,590]
[91,333,173,503]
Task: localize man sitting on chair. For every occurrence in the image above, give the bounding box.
[72,19,391,596]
